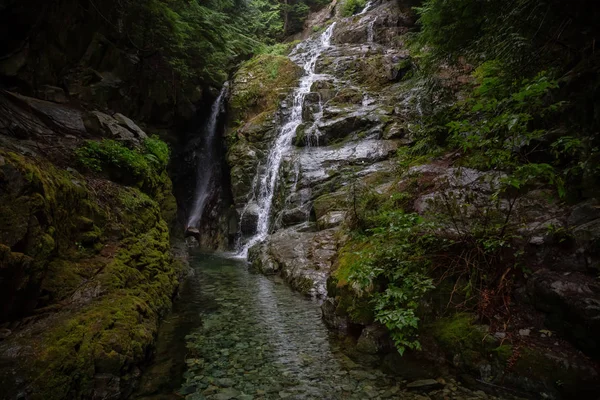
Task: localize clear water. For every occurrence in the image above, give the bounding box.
[134,252,426,400]
[187,85,228,229]
[238,24,336,258]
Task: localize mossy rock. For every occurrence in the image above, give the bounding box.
[313,192,348,220]
[229,54,302,124]
[0,144,179,398]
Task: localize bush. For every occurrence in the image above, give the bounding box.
[341,0,366,17]
[75,137,170,188]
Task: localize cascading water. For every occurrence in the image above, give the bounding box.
[187,84,228,229]
[237,23,337,257]
[367,17,377,43]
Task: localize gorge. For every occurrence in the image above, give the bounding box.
[1,0,600,399]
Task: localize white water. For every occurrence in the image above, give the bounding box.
[187,84,228,229]
[357,0,373,15]
[237,24,337,258]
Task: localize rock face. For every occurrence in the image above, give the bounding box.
[225,0,600,398]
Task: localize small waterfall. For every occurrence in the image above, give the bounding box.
[357,0,373,15]
[187,84,228,230]
[238,23,337,257]
[367,17,376,43]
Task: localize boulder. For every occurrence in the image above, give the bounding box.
[526,269,600,358]
[317,211,346,230]
[240,202,260,234]
[83,111,137,143]
[250,227,338,297]
[356,324,393,354]
[114,113,148,139]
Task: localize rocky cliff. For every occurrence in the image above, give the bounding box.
[225,0,600,398]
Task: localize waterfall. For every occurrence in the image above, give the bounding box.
[367,17,376,43]
[187,84,228,229]
[237,23,337,258]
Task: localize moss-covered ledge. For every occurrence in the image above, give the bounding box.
[0,143,180,399]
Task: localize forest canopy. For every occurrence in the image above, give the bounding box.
[108,0,328,85]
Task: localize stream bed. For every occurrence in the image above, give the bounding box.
[132,251,492,400]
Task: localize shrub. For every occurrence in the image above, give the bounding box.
[341,0,366,17]
[75,137,170,187]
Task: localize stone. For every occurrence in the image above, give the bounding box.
[356,324,392,354]
[6,92,85,134]
[568,199,600,227]
[406,379,443,390]
[216,378,236,387]
[527,269,600,357]
[38,85,69,104]
[83,111,137,142]
[0,329,12,340]
[114,113,148,139]
[317,211,346,230]
[240,203,260,234]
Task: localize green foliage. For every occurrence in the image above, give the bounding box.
[75,137,171,191]
[338,199,440,354]
[143,135,170,170]
[341,0,366,17]
[412,0,600,196]
[99,0,325,86]
[413,0,597,75]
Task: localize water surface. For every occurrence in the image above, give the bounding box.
[135,251,414,400]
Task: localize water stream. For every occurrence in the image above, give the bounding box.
[237,24,336,257]
[187,84,228,229]
[133,252,436,400]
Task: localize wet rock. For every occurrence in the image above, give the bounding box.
[383,121,407,140]
[214,388,240,400]
[0,329,12,340]
[240,203,260,234]
[568,198,600,226]
[315,112,374,145]
[321,298,349,331]
[250,228,338,297]
[280,206,310,227]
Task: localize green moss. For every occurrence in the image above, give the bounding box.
[229,54,302,123]
[0,146,179,398]
[313,192,347,220]
[432,313,484,351]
